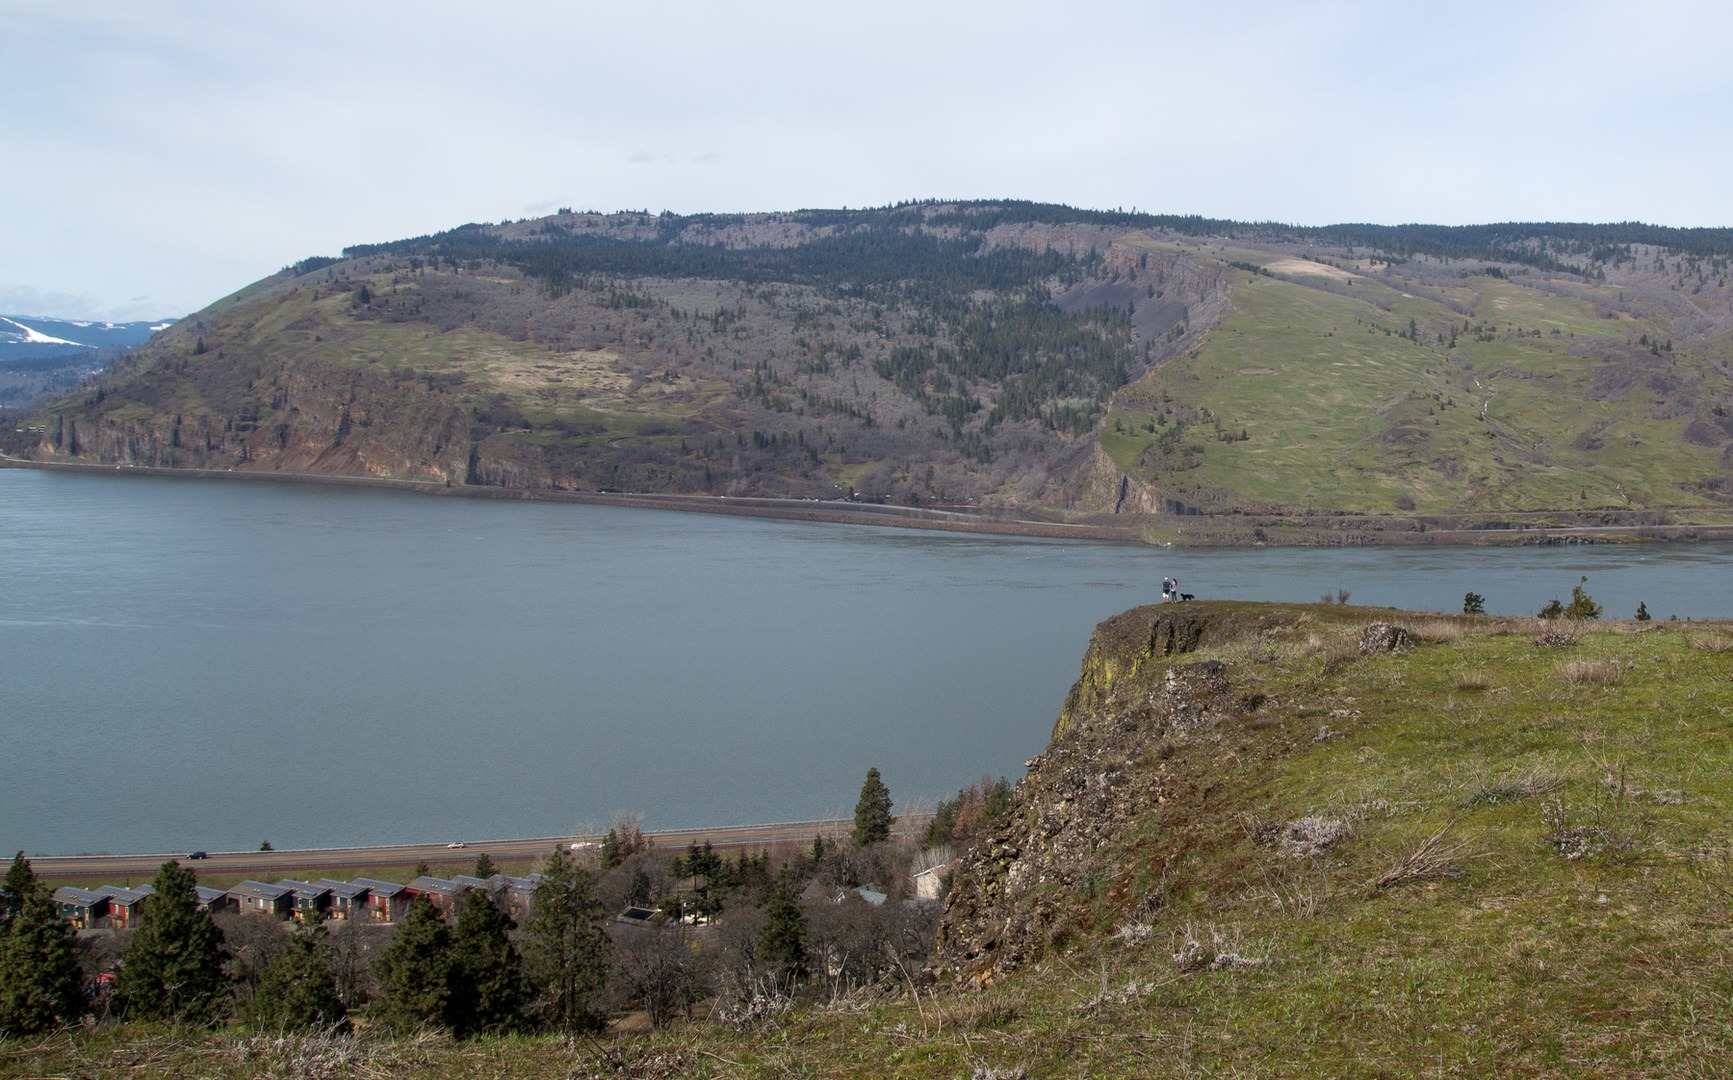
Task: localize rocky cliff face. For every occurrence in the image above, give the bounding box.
[934,603,1294,982]
[28,359,474,482]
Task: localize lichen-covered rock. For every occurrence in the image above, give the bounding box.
[1359,622,1413,655]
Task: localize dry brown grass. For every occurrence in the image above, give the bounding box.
[1408,618,1468,643]
[1559,658,1624,687]
[1461,766,1565,807]
[1691,632,1733,654]
[1453,670,1495,691]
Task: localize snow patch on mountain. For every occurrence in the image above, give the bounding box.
[0,316,88,348]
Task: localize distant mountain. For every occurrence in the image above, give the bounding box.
[0,315,175,363]
[11,202,1733,541]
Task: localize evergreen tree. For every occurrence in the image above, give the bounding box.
[853,767,894,847]
[470,852,498,879]
[2,851,35,923]
[600,828,622,871]
[757,878,807,978]
[374,894,452,1032]
[116,861,228,1024]
[246,925,348,1031]
[1636,601,1652,621]
[1564,576,1602,620]
[521,848,609,1032]
[0,856,84,1036]
[1463,591,1486,615]
[447,890,527,1037]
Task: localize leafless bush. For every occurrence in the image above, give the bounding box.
[224,1025,413,1080]
[704,903,768,997]
[1541,797,1653,861]
[1110,921,1158,947]
[608,921,696,1029]
[1172,924,1267,972]
[216,912,293,1006]
[1691,633,1733,654]
[805,894,939,996]
[1454,671,1495,691]
[711,974,796,1030]
[326,919,394,1009]
[1376,822,1475,888]
[1541,799,1609,860]
[1533,622,1582,648]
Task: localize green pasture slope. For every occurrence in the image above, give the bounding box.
[1104,243,1733,519]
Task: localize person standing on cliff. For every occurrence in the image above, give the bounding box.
[1161,576,1175,603]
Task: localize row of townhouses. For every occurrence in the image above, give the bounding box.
[52,872,544,930]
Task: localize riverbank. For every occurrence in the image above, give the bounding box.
[8,455,1733,547]
[0,455,1141,542]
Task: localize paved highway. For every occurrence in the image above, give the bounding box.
[31,816,933,884]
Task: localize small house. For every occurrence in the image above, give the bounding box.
[227,880,294,919]
[194,885,234,914]
[351,878,411,923]
[499,875,541,922]
[407,876,468,914]
[95,885,153,929]
[913,863,948,902]
[614,905,668,930]
[52,887,109,929]
[275,880,333,923]
[313,879,370,920]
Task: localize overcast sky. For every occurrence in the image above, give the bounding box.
[6,0,1732,321]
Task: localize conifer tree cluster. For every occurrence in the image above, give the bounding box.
[3,768,945,1040]
[0,852,85,1036]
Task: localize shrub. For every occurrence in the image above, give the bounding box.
[1564,577,1602,620]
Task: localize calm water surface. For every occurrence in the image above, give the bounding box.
[4,469,1729,855]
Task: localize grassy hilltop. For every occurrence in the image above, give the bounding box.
[9,203,1733,541]
[10,600,1733,1076]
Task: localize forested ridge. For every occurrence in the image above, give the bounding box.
[13,199,1733,539]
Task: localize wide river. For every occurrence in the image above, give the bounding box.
[4,468,1731,857]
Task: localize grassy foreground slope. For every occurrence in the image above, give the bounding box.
[9,602,1733,1077]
